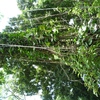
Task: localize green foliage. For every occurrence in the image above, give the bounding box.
[0,0,100,99]
[0,69,5,84]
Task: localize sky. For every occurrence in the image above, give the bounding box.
[0,0,21,32]
[0,0,42,99]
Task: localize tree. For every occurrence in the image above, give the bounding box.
[0,0,100,99]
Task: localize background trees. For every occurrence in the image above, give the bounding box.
[0,0,100,99]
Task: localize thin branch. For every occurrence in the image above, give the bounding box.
[19,6,100,11]
[5,17,100,25]
[60,64,83,84]
[27,8,58,12]
[0,43,60,55]
[13,58,62,64]
[60,65,70,80]
[0,44,48,49]
[4,85,22,100]
[0,44,76,56]
[28,11,68,20]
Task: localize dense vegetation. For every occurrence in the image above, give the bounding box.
[0,0,100,99]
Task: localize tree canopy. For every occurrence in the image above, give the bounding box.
[0,0,100,99]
